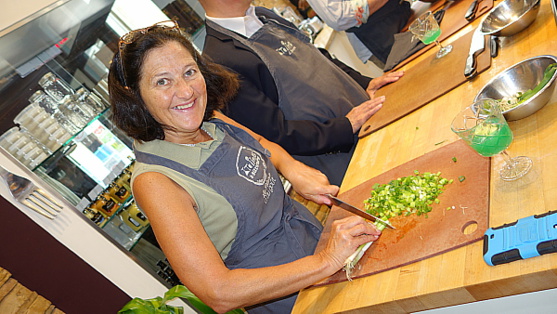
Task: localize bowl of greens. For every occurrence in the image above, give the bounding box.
[474,55,557,121]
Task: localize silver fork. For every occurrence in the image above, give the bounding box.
[0,165,63,219]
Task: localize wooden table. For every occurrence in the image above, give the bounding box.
[292,1,557,313]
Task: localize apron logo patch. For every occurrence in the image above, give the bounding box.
[236,146,275,204]
[237,146,266,185]
[276,40,296,56]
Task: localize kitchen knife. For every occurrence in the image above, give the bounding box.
[464,26,486,79]
[490,35,499,58]
[326,194,395,229]
[464,0,482,21]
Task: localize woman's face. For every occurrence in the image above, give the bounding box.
[139,41,207,143]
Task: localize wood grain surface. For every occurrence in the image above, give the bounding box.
[313,140,490,286]
[292,1,557,313]
[359,29,492,138]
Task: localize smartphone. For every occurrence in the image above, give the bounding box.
[483,210,557,266]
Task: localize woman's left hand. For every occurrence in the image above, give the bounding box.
[286,161,339,206]
[366,70,404,98]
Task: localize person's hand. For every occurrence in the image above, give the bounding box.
[366,70,404,98]
[318,216,382,269]
[298,0,310,10]
[355,6,365,25]
[287,161,339,206]
[345,96,385,133]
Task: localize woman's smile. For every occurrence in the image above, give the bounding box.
[139,41,208,144]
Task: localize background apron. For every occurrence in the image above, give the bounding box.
[207,13,370,185]
[346,0,412,64]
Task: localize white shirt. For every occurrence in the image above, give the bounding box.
[205,6,263,38]
[306,0,373,62]
[306,0,369,30]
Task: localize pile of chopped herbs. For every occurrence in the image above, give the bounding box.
[344,171,452,280]
[363,170,453,221]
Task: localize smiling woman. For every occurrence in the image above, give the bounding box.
[107,21,382,313]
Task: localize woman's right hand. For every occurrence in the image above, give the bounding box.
[318,216,382,269]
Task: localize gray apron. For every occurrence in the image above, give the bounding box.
[207,13,370,185]
[134,120,323,313]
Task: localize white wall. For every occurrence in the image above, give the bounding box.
[0,0,61,32]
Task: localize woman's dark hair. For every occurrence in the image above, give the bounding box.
[108,25,239,142]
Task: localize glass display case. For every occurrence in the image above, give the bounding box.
[0,0,192,288]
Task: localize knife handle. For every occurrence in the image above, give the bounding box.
[465,0,478,21]
[464,54,477,79]
[490,36,499,58]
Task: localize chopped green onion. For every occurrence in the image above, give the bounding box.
[458,175,466,182]
[344,170,453,279]
[363,170,452,221]
[452,157,457,163]
[435,140,446,146]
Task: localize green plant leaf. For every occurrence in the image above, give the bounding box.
[120,285,245,314]
[163,285,217,314]
[118,297,158,314]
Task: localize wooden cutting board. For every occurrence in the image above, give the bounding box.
[393,0,494,70]
[313,140,490,286]
[359,29,492,138]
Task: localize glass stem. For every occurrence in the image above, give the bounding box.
[500,150,515,167]
[434,40,444,50]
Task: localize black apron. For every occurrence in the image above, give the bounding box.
[346,0,412,64]
[206,11,369,185]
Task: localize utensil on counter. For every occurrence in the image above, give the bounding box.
[489,35,498,58]
[0,165,62,219]
[326,194,395,229]
[474,55,557,121]
[464,25,486,78]
[464,0,484,21]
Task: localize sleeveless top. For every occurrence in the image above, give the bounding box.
[133,120,323,313]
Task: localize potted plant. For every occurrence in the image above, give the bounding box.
[118,285,245,314]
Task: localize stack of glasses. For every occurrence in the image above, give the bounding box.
[0,72,110,169]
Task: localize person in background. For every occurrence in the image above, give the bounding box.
[200,0,404,186]
[108,22,381,313]
[302,0,412,68]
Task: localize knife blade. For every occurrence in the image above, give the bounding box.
[464,26,486,79]
[326,194,395,229]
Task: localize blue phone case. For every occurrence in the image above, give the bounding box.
[483,210,557,266]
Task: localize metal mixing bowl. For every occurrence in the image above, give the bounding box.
[481,0,540,36]
[474,55,557,121]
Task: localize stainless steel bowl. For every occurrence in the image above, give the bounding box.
[474,55,557,121]
[481,0,540,36]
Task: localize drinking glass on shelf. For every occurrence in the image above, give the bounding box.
[451,99,533,181]
[38,72,74,103]
[409,11,453,59]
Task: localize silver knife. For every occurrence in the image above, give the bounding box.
[464,0,484,21]
[464,26,486,79]
[326,194,395,229]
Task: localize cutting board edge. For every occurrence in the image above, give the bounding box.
[310,233,486,287]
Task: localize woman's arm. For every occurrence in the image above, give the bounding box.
[214,111,339,205]
[133,171,380,313]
